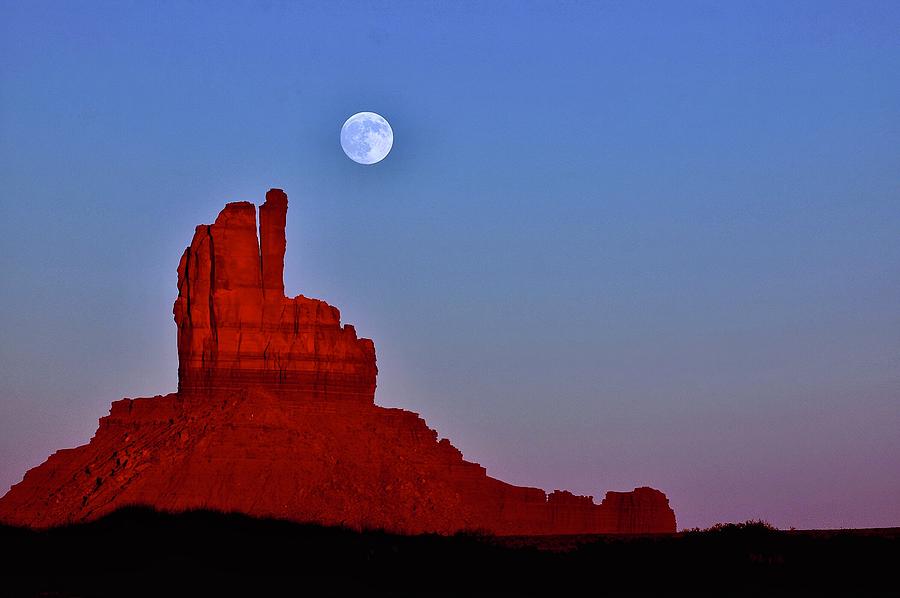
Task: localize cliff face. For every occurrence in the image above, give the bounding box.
[0,189,676,535]
[174,189,376,401]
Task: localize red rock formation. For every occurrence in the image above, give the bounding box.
[0,189,676,535]
[174,189,376,400]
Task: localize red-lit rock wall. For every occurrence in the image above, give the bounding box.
[0,189,676,535]
[173,189,377,401]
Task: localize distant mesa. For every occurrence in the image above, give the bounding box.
[0,189,676,534]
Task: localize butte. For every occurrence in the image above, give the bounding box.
[0,189,676,535]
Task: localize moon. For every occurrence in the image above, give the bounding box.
[340,112,393,165]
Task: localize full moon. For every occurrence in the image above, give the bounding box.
[340,112,393,165]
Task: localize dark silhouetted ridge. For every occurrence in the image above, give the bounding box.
[1,507,897,597]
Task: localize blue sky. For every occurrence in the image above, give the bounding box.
[1,0,898,529]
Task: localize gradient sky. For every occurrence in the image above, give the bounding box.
[1,1,898,530]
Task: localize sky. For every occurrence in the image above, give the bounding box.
[1,1,898,530]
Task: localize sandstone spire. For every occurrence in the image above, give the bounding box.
[259,188,287,297]
[173,189,376,399]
